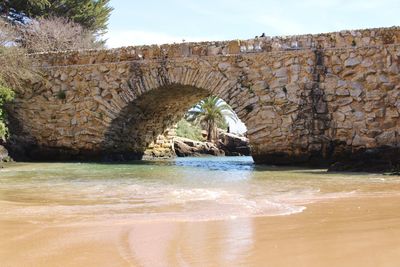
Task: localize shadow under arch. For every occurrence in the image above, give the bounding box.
[100,83,251,161]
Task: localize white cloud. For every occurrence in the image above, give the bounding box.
[105,30,220,48]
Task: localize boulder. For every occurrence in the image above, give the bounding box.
[174,138,195,157]
[0,143,11,162]
[143,147,175,159]
[218,132,251,156]
[174,137,224,157]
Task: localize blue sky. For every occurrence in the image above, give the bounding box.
[106,0,399,48]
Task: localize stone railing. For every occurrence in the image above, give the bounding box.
[31,26,400,67]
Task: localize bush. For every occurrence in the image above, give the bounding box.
[176,119,203,141]
[0,15,103,139]
[0,84,15,139]
[0,19,34,139]
[0,18,17,46]
[56,90,66,100]
[0,0,113,34]
[18,16,103,53]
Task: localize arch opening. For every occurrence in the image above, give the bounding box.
[101,84,250,161]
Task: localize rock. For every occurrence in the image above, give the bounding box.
[218,62,230,71]
[0,144,11,162]
[352,134,376,147]
[60,73,68,81]
[207,46,221,56]
[274,67,288,78]
[143,147,174,159]
[174,137,224,157]
[315,99,328,114]
[336,97,353,106]
[349,82,363,97]
[344,57,361,67]
[218,132,251,156]
[174,139,195,157]
[333,112,346,122]
[228,40,240,54]
[336,88,350,96]
[376,131,397,146]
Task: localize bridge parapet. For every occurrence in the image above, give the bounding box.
[31,26,400,67]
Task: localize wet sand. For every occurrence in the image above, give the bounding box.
[1,195,400,267]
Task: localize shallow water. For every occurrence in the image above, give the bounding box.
[1,157,400,222]
[1,157,400,266]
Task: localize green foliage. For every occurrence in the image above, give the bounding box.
[175,119,203,141]
[186,96,237,142]
[1,0,50,14]
[0,121,7,139]
[1,0,113,34]
[0,36,34,139]
[0,17,39,140]
[56,90,66,100]
[244,104,253,113]
[217,118,228,130]
[0,83,15,138]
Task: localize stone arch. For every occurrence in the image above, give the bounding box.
[99,62,255,160]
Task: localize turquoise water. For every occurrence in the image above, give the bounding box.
[1,157,399,222]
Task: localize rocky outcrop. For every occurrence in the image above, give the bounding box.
[174,137,224,157]
[218,132,250,156]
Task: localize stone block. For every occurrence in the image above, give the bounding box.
[376,131,396,146]
[344,57,361,67]
[228,40,240,54]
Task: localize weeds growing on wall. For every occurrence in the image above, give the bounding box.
[0,82,15,139]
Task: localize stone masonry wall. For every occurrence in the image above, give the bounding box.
[8,50,317,162]
[6,27,400,169]
[31,26,400,67]
[143,128,176,159]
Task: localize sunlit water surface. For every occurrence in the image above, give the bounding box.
[1,157,400,223]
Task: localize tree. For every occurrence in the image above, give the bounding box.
[186,96,237,142]
[19,16,103,52]
[0,0,113,34]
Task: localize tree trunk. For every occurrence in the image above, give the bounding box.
[207,122,212,142]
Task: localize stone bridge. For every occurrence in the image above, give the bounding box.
[7,27,400,169]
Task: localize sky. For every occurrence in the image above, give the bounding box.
[104,0,398,133]
[105,0,399,47]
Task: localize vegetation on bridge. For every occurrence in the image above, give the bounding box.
[0,0,113,139]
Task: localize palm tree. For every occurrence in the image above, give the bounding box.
[186,96,237,142]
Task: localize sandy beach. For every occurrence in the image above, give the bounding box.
[2,194,400,267]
